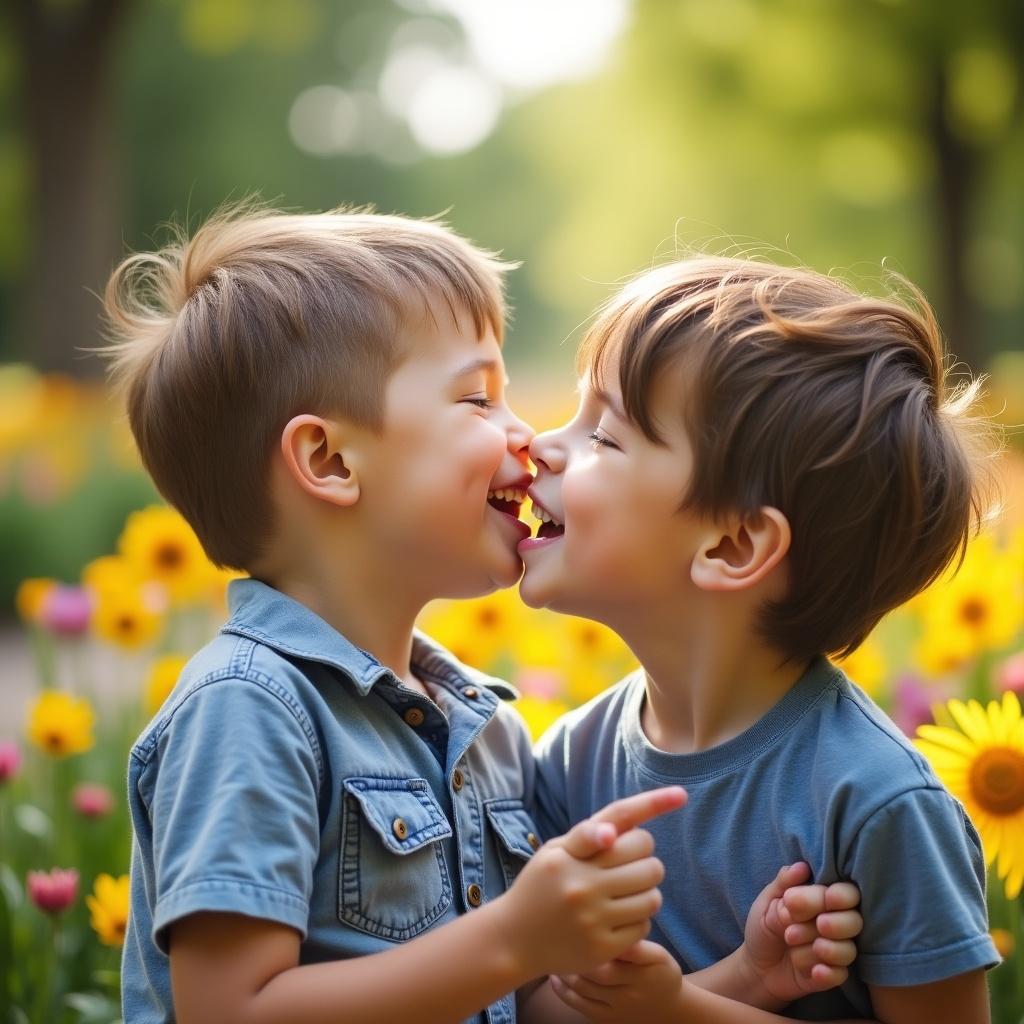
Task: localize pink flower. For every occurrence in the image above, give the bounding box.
[27,868,79,914]
[998,653,1024,695]
[0,741,21,784]
[39,585,92,637]
[72,782,115,819]
[892,675,936,737]
[515,668,565,700]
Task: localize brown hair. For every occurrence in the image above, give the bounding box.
[579,256,1000,664]
[101,202,512,570]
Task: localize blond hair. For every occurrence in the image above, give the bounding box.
[580,256,1000,664]
[102,202,513,569]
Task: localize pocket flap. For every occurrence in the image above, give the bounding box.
[484,799,539,860]
[343,777,453,855]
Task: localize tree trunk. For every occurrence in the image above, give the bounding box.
[13,0,131,376]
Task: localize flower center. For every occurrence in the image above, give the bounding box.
[476,607,500,630]
[117,614,136,635]
[969,747,1024,816]
[45,731,65,753]
[960,598,988,626]
[155,543,185,570]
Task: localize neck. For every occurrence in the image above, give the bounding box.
[612,596,808,754]
[257,544,425,685]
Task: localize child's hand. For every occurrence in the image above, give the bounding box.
[496,787,686,980]
[741,862,862,1005]
[550,939,683,1024]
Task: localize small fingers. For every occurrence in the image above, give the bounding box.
[605,856,666,898]
[782,884,827,923]
[591,828,656,869]
[809,963,850,990]
[824,882,861,912]
[812,936,857,968]
[605,888,663,927]
[551,975,609,1014]
[783,921,819,946]
[817,908,863,941]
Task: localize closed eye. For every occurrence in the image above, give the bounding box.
[464,397,493,409]
[588,430,619,450]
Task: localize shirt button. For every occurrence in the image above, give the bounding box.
[403,707,426,727]
[452,768,465,792]
[392,818,408,840]
[463,687,479,700]
[467,883,483,907]
[526,832,540,850]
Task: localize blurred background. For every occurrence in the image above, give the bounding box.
[1,0,1023,613]
[2,3,1024,1020]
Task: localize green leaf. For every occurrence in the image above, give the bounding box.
[14,803,52,840]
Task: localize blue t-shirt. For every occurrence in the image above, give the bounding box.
[532,656,999,1019]
[122,579,540,1024]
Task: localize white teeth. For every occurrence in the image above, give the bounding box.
[531,505,563,527]
[488,487,527,503]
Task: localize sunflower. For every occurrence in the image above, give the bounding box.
[514,695,571,743]
[86,874,130,947]
[916,691,1024,899]
[27,691,95,758]
[91,585,165,651]
[144,654,188,715]
[835,636,886,697]
[118,505,212,604]
[913,534,1024,667]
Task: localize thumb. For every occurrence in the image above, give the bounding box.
[613,939,667,965]
[755,863,809,934]
[560,818,619,859]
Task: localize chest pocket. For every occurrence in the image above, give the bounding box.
[340,777,453,941]
[484,798,540,890]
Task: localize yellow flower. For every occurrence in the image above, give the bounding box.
[15,577,57,624]
[86,874,130,947]
[514,696,570,742]
[915,692,1024,899]
[145,654,188,715]
[27,691,95,758]
[990,927,1014,959]
[81,554,143,596]
[419,590,526,670]
[912,621,978,679]
[914,534,1024,658]
[835,637,886,697]
[91,586,165,651]
[118,505,211,604]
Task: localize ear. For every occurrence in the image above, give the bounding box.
[690,507,790,592]
[279,415,361,508]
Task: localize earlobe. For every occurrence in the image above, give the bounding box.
[280,415,361,508]
[691,507,791,592]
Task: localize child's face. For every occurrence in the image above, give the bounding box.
[360,305,534,599]
[519,357,705,622]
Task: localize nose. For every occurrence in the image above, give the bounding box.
[529,427,566,474]
[502,407,534,460]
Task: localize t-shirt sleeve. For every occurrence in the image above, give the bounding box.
[143,678,321,952]
[842,786,1000,986]
[530,719,574,844]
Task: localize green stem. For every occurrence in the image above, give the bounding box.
[968,650,991,706]
[29,626,58,690]
[1012,894,1024,1011]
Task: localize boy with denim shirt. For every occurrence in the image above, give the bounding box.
[521,257,1001,1022]
[104,211,859,1024]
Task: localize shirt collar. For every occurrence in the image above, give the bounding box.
[222,578,518,701]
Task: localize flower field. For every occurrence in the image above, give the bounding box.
[2,367,1024,1021]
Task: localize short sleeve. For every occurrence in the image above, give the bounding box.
[530,720,573,844]
[144,678,321,952]
[843,787,1000,986]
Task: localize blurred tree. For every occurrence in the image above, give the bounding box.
[10,0,132,374]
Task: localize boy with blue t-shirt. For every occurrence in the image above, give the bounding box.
[520,257,1001,1022]
[103,210,859,1024]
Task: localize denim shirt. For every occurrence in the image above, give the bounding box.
[122,579,539,1024]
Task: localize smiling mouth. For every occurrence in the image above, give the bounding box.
[531,500,565,540]
[487,487,527,521]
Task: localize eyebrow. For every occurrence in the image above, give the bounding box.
[451,358,509,387]
[591,385,628,422]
